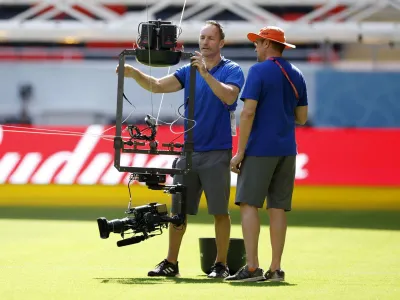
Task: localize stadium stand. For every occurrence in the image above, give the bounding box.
[0,0,399,62]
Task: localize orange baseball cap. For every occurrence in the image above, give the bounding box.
[247,26,296,49]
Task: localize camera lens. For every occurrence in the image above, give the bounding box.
[109,219,125,233]
[97,217,132,239]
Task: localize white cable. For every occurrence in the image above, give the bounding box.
[169,104,197,134]
[2,129,115,142]
[2,125,129,142]
[145,0,154,117]
[101,106,136,135]
[155,0,187,125]
[3,125,100,136]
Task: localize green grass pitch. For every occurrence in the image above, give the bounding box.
[0,207,399,299]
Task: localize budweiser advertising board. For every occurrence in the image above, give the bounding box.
[0,125,399,186]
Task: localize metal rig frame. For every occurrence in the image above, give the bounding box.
[113,49,196,177]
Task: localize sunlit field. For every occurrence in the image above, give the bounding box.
[1,207,399,300]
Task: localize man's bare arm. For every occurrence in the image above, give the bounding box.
[237,99,258,155]
[132,71,182,93]
[116,64,182,93]
[295,106,308,125]
[190,52,240,105]
[203,74,240,105]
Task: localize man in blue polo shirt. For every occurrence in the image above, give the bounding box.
[224,26,308,282]
[116,20,244,278]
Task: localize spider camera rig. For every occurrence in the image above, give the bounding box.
[96,20,195,247]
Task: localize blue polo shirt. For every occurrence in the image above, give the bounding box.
[174,58,245,152]
[240,57,308,156]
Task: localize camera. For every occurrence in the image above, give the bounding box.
[97,200,186,247]
[134,20,191,67]
[138,20,178,50]
[97,174,187,247]
[97,202,172,247]
[106,18,194,248]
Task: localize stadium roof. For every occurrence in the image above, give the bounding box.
[0,0,399,43]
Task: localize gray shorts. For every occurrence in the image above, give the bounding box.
[235,156,296,211]
[171,149,232,215]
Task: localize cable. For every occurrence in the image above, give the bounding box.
[101,104,137,136]
[127,173,135,210]
[1,124,133,143]
[169,102,196,135]
[1,85,137,146]
[122,91,197,136]
[1,128,115,143]
[155,0,188,125]
[145,0,154,117]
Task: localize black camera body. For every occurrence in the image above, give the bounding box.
[138,20,178,51]
[135,20,191,67]
[97,176,187,247]
[97,202,171,247]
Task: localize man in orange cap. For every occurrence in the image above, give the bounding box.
[225,26,308,282]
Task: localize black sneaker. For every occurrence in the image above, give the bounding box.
[264,269,285,282]
[147,259,180,277]
[207,262,230,278]
[224,265,265,282]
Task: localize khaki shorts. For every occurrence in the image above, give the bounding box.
[235,156,296,211]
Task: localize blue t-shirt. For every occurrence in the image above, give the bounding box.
[240,57,308,156]
[174,58,245,152]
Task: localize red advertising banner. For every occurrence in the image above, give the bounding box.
[0,125,399,186]
[295,128,400,186]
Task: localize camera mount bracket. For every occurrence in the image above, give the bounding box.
[130,173,187,222]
